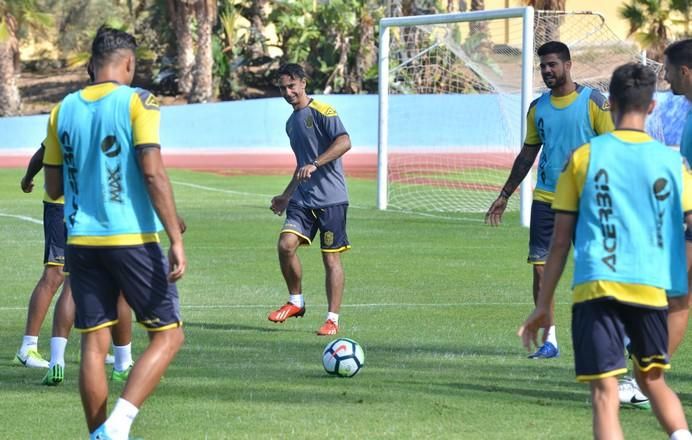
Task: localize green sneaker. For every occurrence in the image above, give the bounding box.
[42,364,64,386]
[110,364,133,382]
[14,349,49,368]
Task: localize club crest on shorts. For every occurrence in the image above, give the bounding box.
[324,231,334,246]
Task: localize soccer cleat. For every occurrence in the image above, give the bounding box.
[317,319,339,336]
[268,303,306,323]
[527,342,560,359]
[89,424,113,440]
[13,349,49,368]
[42,364,64,386]
[618,376,651,410]
[110,363,134,382]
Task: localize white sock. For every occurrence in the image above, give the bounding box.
[289,294,304,308]
[49,337,68,368]
[113,343,133,372]
[545,326,557,347]
[104,398,139,440]
[670,429,692,440]
[327,312,339,324]
[20,335,39,355]
[624,334,631,349]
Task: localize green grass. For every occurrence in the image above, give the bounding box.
[1,168,690,439]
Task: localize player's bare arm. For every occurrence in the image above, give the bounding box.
[485,143,541,226]
[137,147,186,282]
[518,211,575,350]
[43,165,63,201]
[296,134,351,182]
[271,167,300,216]
[21,146,45,193]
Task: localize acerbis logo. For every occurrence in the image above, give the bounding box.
[653,178,670,201]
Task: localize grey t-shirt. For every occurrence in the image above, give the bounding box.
[286,99,349,208]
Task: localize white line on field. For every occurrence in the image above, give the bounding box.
[0,212,42,225]
[172,179,483,222]
[0,302,556,312]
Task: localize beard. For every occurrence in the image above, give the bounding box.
[543,73,567,89]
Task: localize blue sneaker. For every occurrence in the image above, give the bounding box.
[528,342,560,359]
[90,424,113,440]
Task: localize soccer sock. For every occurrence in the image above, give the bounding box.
[20,335,39,356]
[113,343,133,372]
[670,429,692,440]
[104,398,139,439]
[326,312,339,324]
[289,294,304,308]
[545,326,557,347]
[49,337,68,368]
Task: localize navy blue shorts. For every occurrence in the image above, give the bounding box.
[572,299,669,382]
[685,227,692,242]
[43,202,66,266]
[68,243,182,332]
[527,200,555,264]
[281,201,350,252]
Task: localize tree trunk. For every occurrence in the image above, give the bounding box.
[469,0,489,36]
[247,0,269,60]
[188,0,217,103]
[166,0,195,95]
[0,15,21,116]
[323,33,350,94]
[351,2,377,93]
[533,0,566,44]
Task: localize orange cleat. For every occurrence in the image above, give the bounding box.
[316,319,338,336]
[268,303,306,323]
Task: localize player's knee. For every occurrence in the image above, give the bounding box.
[277,238,298,256]
[42,266,65,289]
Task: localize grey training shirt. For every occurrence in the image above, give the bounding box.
[286,99,349,208]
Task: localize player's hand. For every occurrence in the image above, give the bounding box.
[20,176,34,193]
[167,241,186,282]
[517,306,550,352]
[485,196,508,226]
[270,195,290,216]
[296,163,317,182]
[177,214,187,234]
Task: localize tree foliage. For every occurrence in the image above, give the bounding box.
[619,0,690,61]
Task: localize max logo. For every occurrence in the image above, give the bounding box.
[653,178,669,248]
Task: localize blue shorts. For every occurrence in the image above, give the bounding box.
[281,201,351,252]
[43,202,66,267]
[527,200,555,264]
[68,243,182,332]
[572,299,669,382]
[685,227,692,242]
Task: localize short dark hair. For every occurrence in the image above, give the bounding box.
[609,62,656,114]
[277,63,307,81]
[90,25,137,70]
[537,41,571,62]
[664,39,692,68]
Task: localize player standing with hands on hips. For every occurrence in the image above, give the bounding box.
[268,63,352,336]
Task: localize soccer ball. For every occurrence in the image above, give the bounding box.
[322,338,365,377]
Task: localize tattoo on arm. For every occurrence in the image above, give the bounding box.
[501,145,540,197]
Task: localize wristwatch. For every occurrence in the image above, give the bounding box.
[312,160,320,168]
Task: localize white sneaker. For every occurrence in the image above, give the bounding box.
[105,354,115,365]
[13,349,49,368]
[618,376,650,410]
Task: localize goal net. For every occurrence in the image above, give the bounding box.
[377,8,661,222]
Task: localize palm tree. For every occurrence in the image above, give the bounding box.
[0,0,52,116]
[165,0,195,95]
[523,0,566,43]
[188,0,217,103]
[619,0,671,61]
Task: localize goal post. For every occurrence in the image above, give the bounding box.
[377,7,534,225]
[377,8,659,226]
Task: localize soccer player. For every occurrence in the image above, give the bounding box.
[17,147,134,382]
[486,41,613,359]
[43,26,185,440]
[268,63,352,336]
[663,38,692,356]
[519,62,692,440]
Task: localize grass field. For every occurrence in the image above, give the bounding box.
[1,167,692,439]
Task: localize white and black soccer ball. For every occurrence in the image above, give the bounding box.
[322,338,365,377]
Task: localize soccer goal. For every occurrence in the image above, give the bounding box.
[377,8,660,226]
